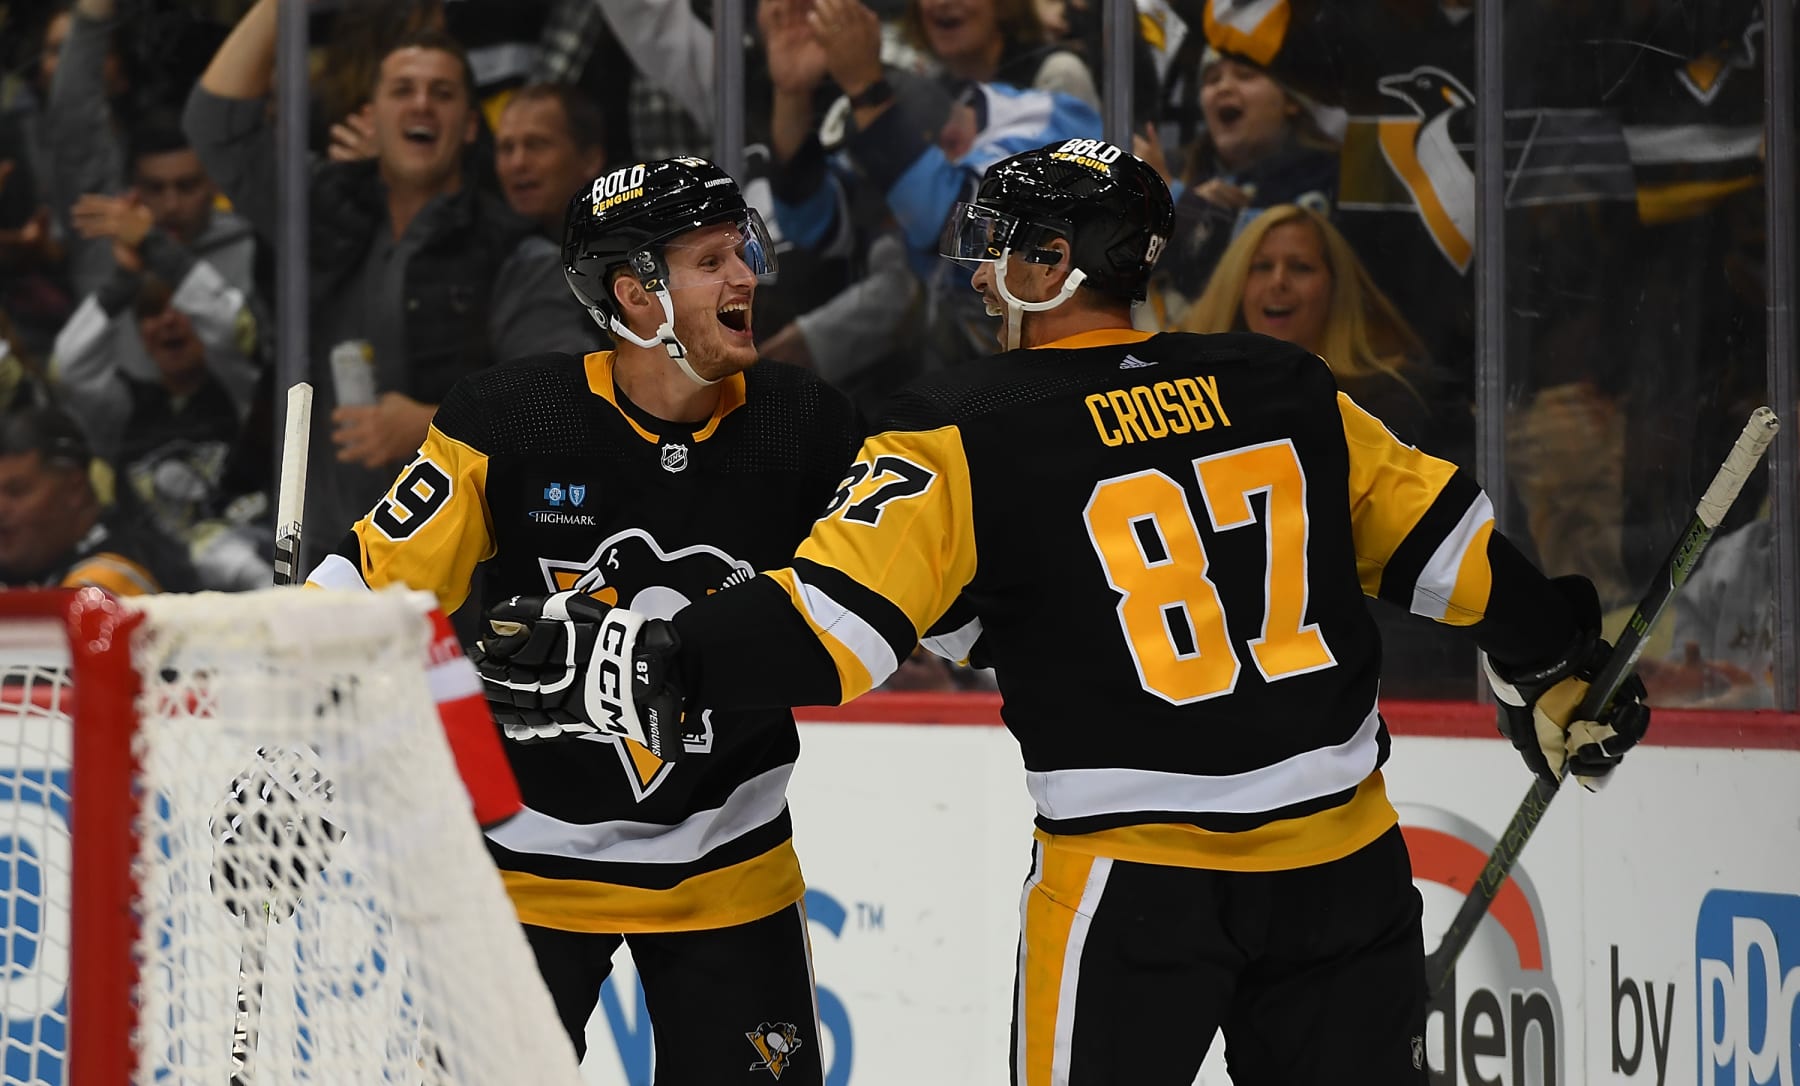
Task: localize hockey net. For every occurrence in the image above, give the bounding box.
[0,588,581,1085]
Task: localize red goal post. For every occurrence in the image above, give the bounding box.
[0,587,581,1086]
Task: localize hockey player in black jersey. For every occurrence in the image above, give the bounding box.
[309,156,859,1080]
[475,143,1651,1084]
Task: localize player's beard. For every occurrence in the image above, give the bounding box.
[677,298,759,380]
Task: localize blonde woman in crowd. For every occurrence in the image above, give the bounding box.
[1181,202,1439,448]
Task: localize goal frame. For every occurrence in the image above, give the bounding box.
[5,588,144,1085]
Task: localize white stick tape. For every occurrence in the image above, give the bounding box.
[1696,406,1780,529]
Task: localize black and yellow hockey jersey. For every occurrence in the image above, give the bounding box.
[309,351,861,931]
[675,328,1574,873]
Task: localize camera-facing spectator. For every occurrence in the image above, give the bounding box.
[494,83,606,237]
[49,270,252,572]
[70,109,261,305]
[314,0,450,148]
[1144,49,1339,316]
[1182,204,1436,447]
[0,405,196,596]
[186,0,598,569]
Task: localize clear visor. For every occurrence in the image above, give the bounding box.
[648,209,779,288]
[939,201,1022,265]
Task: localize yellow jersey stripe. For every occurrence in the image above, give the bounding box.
[767,567,878,699]
[1446,519,1498,626]
[501,838,805,933]
[1034,772,1398,873]
[581,350,747,443]
[1019,845,1100,1086]
[1409,492,1495,623]
[1033,328,1157,350]
[1339,392,1463,595]
[63,553,158,597]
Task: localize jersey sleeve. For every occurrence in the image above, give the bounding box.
[1339,392,1579,665]
[306,391,497,614]
[673,421,979,707]
[1340,392,1496,625]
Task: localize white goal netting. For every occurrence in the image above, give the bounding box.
[0,588,581,1086]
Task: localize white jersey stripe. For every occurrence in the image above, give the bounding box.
[1015,841,1044,1086]
[922,616,983,663]
[485,762,793,864]
[1025,703,1382,821]
[794,576,901,689]
[306,552,369,592]
[1409,492,1494,621]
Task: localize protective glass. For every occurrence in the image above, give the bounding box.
[939,201,1021,264]
[650,208,780,288]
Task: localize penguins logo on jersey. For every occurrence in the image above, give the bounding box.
[745,1021,804,1079]
[539,528,754,798]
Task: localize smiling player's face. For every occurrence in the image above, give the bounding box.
[663,222,761,380]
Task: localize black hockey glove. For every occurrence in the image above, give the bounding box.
[471,591,691,763]
[1481,576,1652,791]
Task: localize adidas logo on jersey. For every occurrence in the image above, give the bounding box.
[1119,354,1156,370]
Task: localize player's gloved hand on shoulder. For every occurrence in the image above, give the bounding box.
[471,590,691,762]
[1481,575,1652,792]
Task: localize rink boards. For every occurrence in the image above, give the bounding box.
[576,696,1800,1086]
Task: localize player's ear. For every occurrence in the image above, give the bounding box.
[611,272,649,314]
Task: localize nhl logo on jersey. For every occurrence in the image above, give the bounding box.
[660,443,689,473]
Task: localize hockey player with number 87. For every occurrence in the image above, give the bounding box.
[309,156,860,1081]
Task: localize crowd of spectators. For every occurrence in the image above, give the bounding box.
[0,0,1788,707]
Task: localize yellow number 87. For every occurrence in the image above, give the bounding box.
[1081,439,1336,704]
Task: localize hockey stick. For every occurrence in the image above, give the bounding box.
[227,382,315,1082]
[1423,406,1781,998]
[272,382,313,588]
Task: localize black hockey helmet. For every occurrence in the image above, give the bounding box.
[562,156,776,331]
[940,140,1174,302]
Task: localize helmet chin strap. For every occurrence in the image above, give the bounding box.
[603,285,720,387]
[992,252,1087,351]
